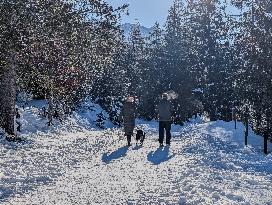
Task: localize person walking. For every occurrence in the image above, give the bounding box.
[157,93,172,147]
[121,96,136,146]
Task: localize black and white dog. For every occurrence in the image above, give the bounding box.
[135,129,146,145]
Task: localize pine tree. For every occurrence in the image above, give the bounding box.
[126,22,147,96]
[163,0,195,123]
[0,0,126,134]
[183,0,231,120]
[139,22,165,120]
[232,0,272,135]
[90,28,129,125]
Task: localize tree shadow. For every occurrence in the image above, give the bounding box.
[102,146,129,164]
[182,122,272,174]
[0,135,96,203]
[0,187,13,202]
[0,137,35,151]
[0,172,56,203]
[147,146,175,165]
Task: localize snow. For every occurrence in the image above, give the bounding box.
[1,101,272,204]
[192,88,204,93]
[16,100,55,135]
[75,99,115,129]
[121,23,154,40]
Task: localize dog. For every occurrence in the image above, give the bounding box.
[136,129,146,145]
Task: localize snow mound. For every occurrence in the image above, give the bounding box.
[75,99,115,129]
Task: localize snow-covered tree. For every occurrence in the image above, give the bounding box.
[137,22,165,120]
[126,22,147,96]
[232,0,272,135]
[163,0,195,123]
[0,0,126,134]
[182,0,232,120]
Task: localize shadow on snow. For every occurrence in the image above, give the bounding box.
[181,122,272,174]
[147,146,175,165]
[102,146,129,164]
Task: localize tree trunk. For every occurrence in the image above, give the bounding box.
[0,54,16,135]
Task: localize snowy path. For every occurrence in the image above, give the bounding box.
[1,120,272,205]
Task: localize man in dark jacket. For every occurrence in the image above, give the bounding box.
[157,93,172,146]
[121,96,136,146]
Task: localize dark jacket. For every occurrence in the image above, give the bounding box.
[157,99,172,121]
[122,102,136,135]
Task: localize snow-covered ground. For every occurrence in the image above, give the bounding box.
[1,102,272,205]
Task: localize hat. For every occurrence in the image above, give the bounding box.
[126,96,134,102]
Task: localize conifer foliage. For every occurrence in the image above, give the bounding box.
[0,0,126,135]
[1,0,272,141]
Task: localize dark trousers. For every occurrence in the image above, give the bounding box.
[159,121,171,144]
[127,135,131,143]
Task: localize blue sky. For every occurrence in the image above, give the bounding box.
[106,0,174,27]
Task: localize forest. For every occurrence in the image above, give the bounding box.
[0,0,272,140]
